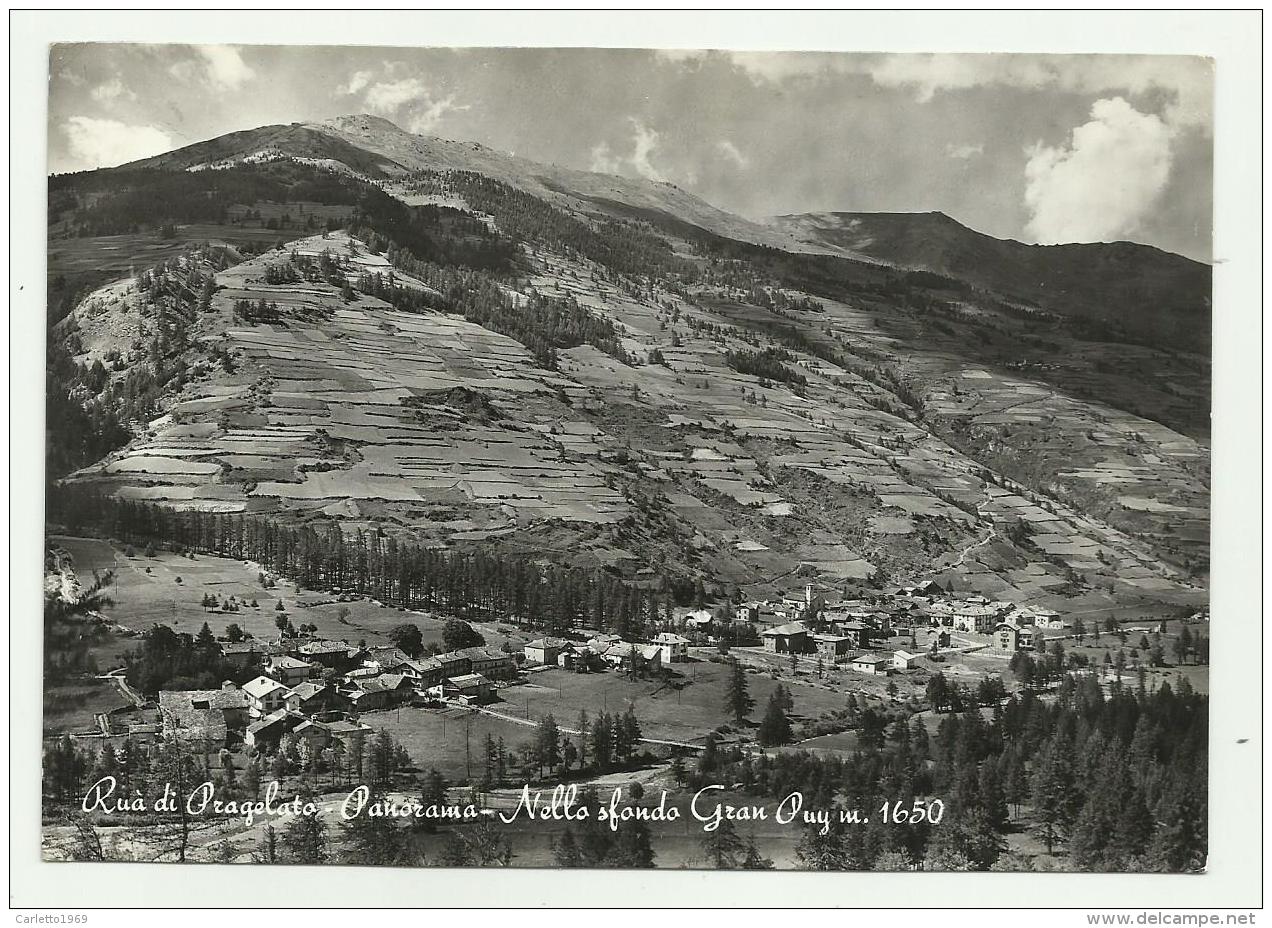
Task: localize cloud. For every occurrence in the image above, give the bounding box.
[867,54,1049,103]
[196,45,254,89]
[629,123,665,181]
[1023,97,1172,244]
[359,77,467,132]
[657,49,832,84]
[340,70,374,96]
[869,54,1212,131]
[169,45,255,90]
[589,141,621,174]
[716,140,749,168]
[659,51,1212,131]
[945,142,984,160]
[405,96,466,133]
[64,116,172,169]
[363,77,429,113]
[588,120,669,182]
[90,78,135,103]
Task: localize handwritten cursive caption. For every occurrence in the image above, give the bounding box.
[82,777,944,836]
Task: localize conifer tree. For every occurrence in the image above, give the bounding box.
[757,692,792,747]
[723,659,754,724]
[700,817,746,869]
[282,791,328,863]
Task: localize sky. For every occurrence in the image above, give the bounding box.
[48,45,1214,261]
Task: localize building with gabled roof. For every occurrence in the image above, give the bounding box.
[244,708,302,750]
[892,649,922,671]
[849,653,890,675]
[597,640,663,673]
[525,637,571,666]
[761,622,809,654]
[241,675,292,718]
[266,654,314,686]
[653,632,690,663]
[813,633,853,663]
[449,646,516,680]
[158,687,247,751]
[436,673,494,704]
[346,673,413,711]
[220,640,272,671]
[995,621,1045,652]
[284,681,341,715]
[297,639,363,671]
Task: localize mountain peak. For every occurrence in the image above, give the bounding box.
[315,113,409,135]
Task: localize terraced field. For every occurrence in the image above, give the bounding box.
[62,224,1206,617]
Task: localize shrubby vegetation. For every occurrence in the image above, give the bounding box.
[400,170,691,281]
[723,346,808,389]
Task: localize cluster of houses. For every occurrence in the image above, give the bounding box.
[159,637,521,758]
[686,582,1064,672]
[149,579,1070,759]
[158,624,708,759]
[521,631,690,673]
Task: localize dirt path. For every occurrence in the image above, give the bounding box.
[98,669,146,708]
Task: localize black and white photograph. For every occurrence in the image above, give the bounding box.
[11,8,1263,914]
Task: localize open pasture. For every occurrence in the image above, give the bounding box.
[498,659,851,746]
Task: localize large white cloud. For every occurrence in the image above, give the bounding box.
[1023,97,1172,244]
[339,70,374,96]
[359,77,466,133]
[198,45,254,90]
[64,116,173,169]
[629,122,666,181]
[168,45,255,90]
[587,119,669,181]
[363,77,429,113]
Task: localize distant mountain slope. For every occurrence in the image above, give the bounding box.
[771,211,1211,352]
[127,114,828,257]
[123,118,1211,354]
[50,120,1211,603]
[126,121,408,178]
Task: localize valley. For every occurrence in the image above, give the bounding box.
[41,112,1211,874]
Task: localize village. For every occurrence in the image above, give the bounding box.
[109,576,1158,772]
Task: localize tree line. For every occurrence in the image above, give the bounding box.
[51,489,690,641]
[688,672,1206,872]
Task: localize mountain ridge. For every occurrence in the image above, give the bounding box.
[769,209,1211,351]
[46,115,1212,623]
[124,114,836,258]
